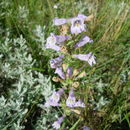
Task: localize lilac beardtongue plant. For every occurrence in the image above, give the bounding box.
[45,14,95,129]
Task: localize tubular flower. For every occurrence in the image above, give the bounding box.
[45,33,70,51]
[66,67,73,78]
[83,126,91,130]
[55,67,66,80]
[53,18,67,26]
[77,14,87,20]
[45,33,60,51]
[66,89,76,108]
[70,14,87,34]
[52,116,65,129]
[56,35,70,44]
[74,99,85,108]
[45,88,64,107]
[73,52,96,66]
[74,35,93,48]
[50,55,64,69]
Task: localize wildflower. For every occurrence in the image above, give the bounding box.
[83,126,91,130]
[56,35,70,44]
[55,67,65,79]
[75,99,85,108]
[50,55,64,69]
[45,33,60,51]
[45,33,70,51]
[77,14,87,20]
[53,5,58,9]
[66,89,76,108]
[66,67,73,78]
[87,53,96,66]
[46,43,60,51]
[53,18,67,26]
[74,35,93,48]
[73,52,96,66]
[70,14,87,34]
[45,88,64,107]
[53,3,60,9]
[52,116,65,129]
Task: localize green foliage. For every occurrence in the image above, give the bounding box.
[0,35,57,129]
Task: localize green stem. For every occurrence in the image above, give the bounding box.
[70,118,81,130]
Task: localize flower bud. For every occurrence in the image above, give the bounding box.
[62,64,68,72]
[52,77,62,82]
[61,46,68,53]
[71,109,81,115]
[72,82,80,88]
[73,69,80,77]
[78,71,86,78]
[85,14,94,22]
[60,25,69,35]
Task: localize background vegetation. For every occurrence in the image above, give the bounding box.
[0,0,130,129]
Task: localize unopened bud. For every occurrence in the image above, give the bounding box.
[60,25,69,35]
[61,46,68,53]
[73,69,80,77]
[71,109,81,115]
[85,14,94,22]
[72,82,80,88]
[77,71,86,78]
[52,77,61,82]
[62,64,68,72]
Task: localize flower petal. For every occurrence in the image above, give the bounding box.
[75,35,93,48]
[55,67,65,79]
[53,18,67,26]
[50,55,64,68]
[77,14,87,20]
[73,53,96,66]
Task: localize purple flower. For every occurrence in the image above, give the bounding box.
[45,33,60,51]
[66,67,73,78]
[45,88,64,107]
[53,18,67,26]
[55,67,65,79]
[52,116,65,129]
[45,33,70,51]
[66,89,76,108]
[50,55,64,69]
[73,52,96,66]
[68,14,87,23]
[70,17,86,34]
[47,33,57,44]
[75,99,85,108]
[74,35,93,48]
[87,53,96,66]
[70,14,88,34]
[46,43,61,51]
[56,35,70,45]
[77,14,87,20]
[83,126,91,130]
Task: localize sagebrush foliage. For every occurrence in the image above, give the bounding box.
[0,35,57,129]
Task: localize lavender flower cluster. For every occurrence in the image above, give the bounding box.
[45,14,95,129]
